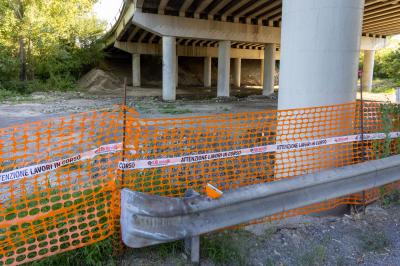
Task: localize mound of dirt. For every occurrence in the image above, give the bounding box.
[78,68,123,93]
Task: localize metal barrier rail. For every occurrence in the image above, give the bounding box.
[121,154,400,261]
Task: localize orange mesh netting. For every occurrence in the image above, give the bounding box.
[0,101,399,264]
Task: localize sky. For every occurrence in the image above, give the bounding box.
[93,0,124,27]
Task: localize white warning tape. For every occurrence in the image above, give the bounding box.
[3,131,400,183]
[118,132,400,171]
[0,143,122,184]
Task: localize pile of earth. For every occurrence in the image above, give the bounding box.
[78,68,123,93]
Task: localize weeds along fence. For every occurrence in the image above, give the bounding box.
[0,101,400,265]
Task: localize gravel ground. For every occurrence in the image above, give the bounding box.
[0,88,395,129]
[0,90,277,128]
[119,203,400,266]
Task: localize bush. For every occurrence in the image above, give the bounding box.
[0,88,21,101]
[374,48,400,84]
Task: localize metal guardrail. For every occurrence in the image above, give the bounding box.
[121,154,400,261]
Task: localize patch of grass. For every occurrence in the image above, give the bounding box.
[123,240,187,265]
[201,229,253,266]
[0,89,23,102]
[158,104,192,114]
[298,244,327,266]
[359,231,390,252]
[156,240,184,259]
[380,189,400,208]
[27,239,115,266]
[264,226,278,240]
[264,257,276,266]
[372,87,396,94]
[370,79,398,94]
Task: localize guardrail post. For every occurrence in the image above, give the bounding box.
[184,236,200,264]
[396,87,400,103]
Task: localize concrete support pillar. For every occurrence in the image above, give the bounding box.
[263,44,276,95]
[204,57,212,87]
[176,56,179,88]
[278,0,364,109]
[362,50,375,92]
[233,58,241,87]
[162,36,177,101]
[260,59,264,86]
[132,53,140,87]
[275,0,365,179]
[217,40,231,97]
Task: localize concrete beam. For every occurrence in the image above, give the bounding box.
[132,10,281,44]
[115,41,281,60]
[360,36,388,50]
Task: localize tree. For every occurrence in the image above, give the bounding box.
[0,0,105,90]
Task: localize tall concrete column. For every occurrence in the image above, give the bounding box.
[176,56,179,88]
[260,59,264,86]
[263,44,276,95]
[278,0,364,109]
[217,40,231,97]
[162,36,177,101]
[362,50,375,91]
[204,57,212,87]
[233,58,241,87]
[132,53,141,87]
[275,0,365,179]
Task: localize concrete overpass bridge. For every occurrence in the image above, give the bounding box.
[104,0,400,108]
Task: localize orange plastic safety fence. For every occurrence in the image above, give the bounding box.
[0,101,400,265]
[0,108,123,265]
[122,103,360,195]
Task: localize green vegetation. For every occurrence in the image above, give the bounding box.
[0,0,105,98]
[358,38,400,92]
[359,231,391,253]
[370,79,397,94]
[201,230,253,266]
[372,103,400,159]
[298,244,327,266]
[158,104,193,114]
[374,48,400,84]
[380,188,400,208]
[27,239,114,266]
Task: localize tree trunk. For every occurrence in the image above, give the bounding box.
[19,36,27,81]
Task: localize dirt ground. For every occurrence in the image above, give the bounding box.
[0,87,278,128]
[0,85,396,128]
